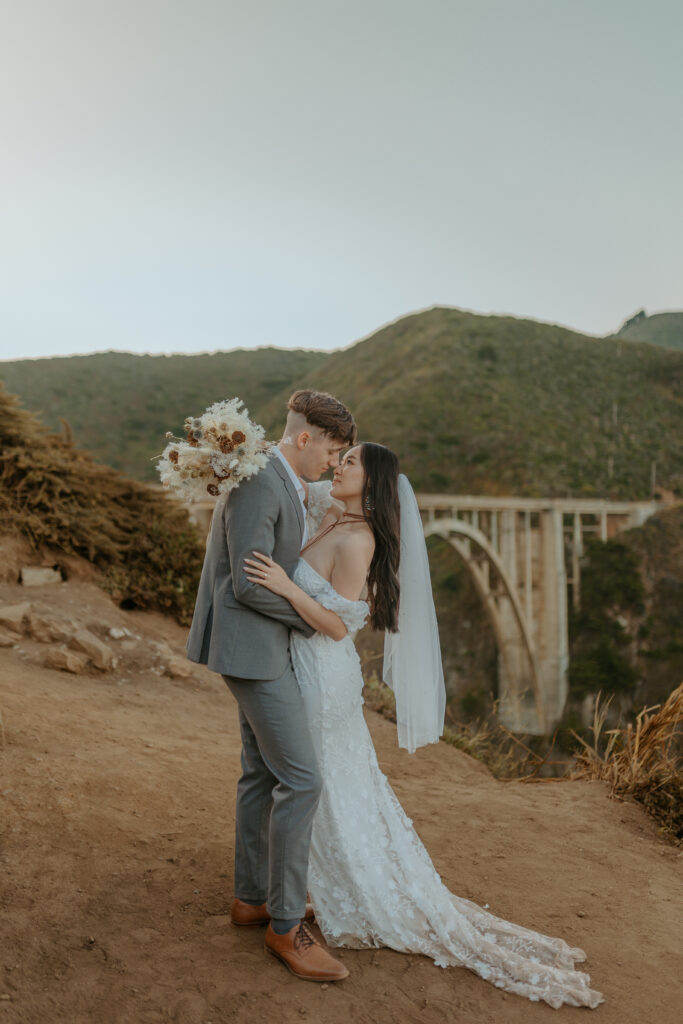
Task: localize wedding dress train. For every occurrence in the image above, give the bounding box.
[289,555,603,1010]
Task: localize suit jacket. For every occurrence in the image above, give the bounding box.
[186,454,315,679]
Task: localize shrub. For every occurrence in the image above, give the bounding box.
[0,384,203,624]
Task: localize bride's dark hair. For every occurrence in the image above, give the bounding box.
[360,442,401,633]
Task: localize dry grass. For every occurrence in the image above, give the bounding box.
[569,683,683,841]
[363,660,683,841]
[361,670,554,779]
[0,384,204,623]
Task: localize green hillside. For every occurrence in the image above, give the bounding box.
[259,307,683,499]
[615,310,683,351]
[0,348,327,480]
[2,307,682,498]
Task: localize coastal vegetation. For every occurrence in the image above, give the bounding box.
[0,384,203,623]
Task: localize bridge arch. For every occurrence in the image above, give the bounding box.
[424,518,545,731]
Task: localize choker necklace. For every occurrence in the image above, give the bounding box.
[301,510,368,554]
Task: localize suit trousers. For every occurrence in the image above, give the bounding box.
[223,665,322,919]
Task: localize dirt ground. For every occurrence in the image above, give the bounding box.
[0,575,681,1024]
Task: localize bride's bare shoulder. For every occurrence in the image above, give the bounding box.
[331,528,375,599]
[336,526,375,564]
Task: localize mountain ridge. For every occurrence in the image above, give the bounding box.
[613,309,683,350]
[2,305,682,498]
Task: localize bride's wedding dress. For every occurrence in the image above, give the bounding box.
[288,489,603,1010]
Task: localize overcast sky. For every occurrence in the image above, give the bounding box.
[0,0,681,361]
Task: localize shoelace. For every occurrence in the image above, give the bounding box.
[293,922,316,952]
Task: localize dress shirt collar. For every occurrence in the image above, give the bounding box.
[274,446,309,547]
[275,446,306,502]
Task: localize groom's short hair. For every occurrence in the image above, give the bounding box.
[287,390,357,446]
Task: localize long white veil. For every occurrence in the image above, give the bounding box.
[382,474,446,753]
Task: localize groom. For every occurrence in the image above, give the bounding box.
[186,389,356,981]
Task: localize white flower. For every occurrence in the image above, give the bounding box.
[156,396,273,503]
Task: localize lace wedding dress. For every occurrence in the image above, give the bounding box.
[287,487,603,1010]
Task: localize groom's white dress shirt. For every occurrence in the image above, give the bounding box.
[275,446,309,548]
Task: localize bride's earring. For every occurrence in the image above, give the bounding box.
[364,490,374,513]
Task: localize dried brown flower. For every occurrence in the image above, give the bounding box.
[207,483,220,496]
[231,430,246,444]
[168,449,179,465]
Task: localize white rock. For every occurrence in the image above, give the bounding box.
[69,629,114,671]
[20,567,62,586]
[109,627,128,640]
[0,603,31,634]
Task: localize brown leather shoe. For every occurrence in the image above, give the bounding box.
[230,898,315,928]
[265,922,349,982]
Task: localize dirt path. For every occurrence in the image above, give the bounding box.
[0,579,681,1024]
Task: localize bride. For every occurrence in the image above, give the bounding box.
[243,442,604,1010]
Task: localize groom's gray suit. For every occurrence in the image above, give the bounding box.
[187,454,321,920]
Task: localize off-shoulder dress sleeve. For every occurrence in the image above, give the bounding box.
[316,584,369,634]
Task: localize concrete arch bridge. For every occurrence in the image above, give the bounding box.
[178,491,662,736]
[418,494,660,734]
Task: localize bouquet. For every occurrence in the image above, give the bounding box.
[156,398,272,502]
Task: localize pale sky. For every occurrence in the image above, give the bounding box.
[0,0,681,361]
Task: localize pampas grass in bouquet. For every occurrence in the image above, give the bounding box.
[157,398,272,502]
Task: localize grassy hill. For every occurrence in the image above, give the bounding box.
[2,307,682,498]
[259,307,683,499]
[615,310,683,351]
[0,348,327,480]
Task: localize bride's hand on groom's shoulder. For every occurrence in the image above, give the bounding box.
[243,552,294,598]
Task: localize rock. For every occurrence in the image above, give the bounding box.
[20,566,62,586]
[0,631,16,648]
[109,627,129,640]
[69,630,114,671]
[0,602,31,634]
[152,640,193,680]
[27,614,73,644]
[44,646,89,674]
[163,655,194,680]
